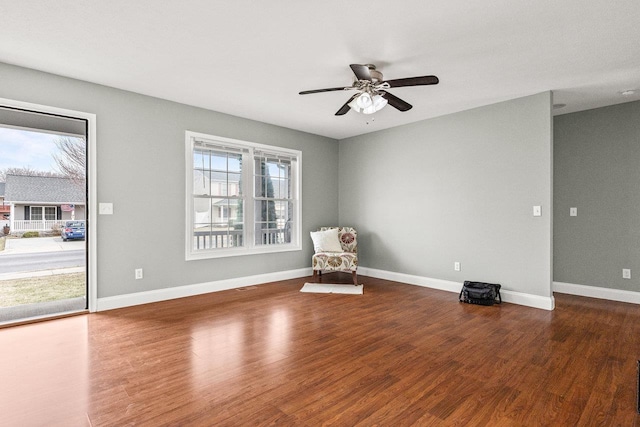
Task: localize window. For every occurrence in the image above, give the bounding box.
[186,131,301,260]
[44,206,57,220]
[29,206,57,221]
[254,150,294,246]
[30,206,43,221]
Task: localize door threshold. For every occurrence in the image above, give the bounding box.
[0,309,89,329]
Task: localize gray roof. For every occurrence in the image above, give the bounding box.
[4,174,85,204]
[0,182,5,197]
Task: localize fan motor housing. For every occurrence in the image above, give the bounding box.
[365,64,383,83]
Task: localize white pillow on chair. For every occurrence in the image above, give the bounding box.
[310,229,343,253]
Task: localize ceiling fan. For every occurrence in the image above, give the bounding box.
[299,64,439,116]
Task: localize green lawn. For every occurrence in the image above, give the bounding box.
[0,273,85,307]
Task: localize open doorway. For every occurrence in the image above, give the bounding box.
[0,106,88,324]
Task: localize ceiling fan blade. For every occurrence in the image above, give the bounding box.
[335,94,359,116]
[350,64,372,81]
[383,75,439,88]
[381,92,413,112]
[299,87,348,95]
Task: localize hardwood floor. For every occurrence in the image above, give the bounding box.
[0,274,639,426]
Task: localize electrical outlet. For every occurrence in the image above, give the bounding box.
[454,262,461,271]
[570,207,577,217]
[135,268,143,280]
[533,206,541,217]
[623,269,631,279]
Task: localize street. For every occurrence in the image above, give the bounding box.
[0,250,85,274]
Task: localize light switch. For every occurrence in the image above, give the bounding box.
[99,203,113,215]
[570,207,577,217]
[533,206,541,217]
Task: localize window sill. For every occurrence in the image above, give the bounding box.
[186,243,302,261]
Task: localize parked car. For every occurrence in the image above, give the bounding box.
[62,220,85,241]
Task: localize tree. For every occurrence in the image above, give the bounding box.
[0,167,62,182]
[53,136,86,188]
[260,161,277,227]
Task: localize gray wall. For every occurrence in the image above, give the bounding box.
[0,62,338,298]
[339,92,553,297]
[554,101,640,291]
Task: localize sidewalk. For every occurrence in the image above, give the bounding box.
[0,236,85,255]
[0,266,85,281]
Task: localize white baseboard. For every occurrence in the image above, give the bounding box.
[358,267,461,293]
[96,268,311,311]
[553,281,640,305]
[96,266,559,312]
[358,267,555,311]
[500,289,555,310]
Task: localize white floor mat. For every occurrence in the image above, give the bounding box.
[300,283,363,295]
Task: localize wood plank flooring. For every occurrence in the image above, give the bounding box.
[0,273,639,426]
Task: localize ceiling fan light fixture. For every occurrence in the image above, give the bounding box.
[372,94,388,110]
[356,92,373,108]
[361,94,388,114]
[348,95,362,113]
[349,92,388,114]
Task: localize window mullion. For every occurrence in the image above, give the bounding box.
[243,150,254,249]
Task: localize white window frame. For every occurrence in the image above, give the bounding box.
[44,206,57,220]
[185,130,301,260]
[30,206,43,221]
[30,206,57,221]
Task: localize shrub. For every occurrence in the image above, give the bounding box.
[51,224,62,236]
[22,231,40,238]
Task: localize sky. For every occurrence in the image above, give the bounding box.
[0,127,61,173]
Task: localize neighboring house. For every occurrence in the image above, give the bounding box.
[3,174,85,233]
[192,169,241,227]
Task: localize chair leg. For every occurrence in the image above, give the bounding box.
[352,271,358,286]
[312,270,318,282]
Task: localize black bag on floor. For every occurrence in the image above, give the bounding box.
[459,281,502,306]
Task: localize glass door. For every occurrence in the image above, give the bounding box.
[0,107,88,324]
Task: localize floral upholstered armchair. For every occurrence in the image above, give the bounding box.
[310,227,358,285]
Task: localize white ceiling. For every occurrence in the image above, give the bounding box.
[0,1,639,140]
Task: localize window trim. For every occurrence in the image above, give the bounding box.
[185,130,302,260]
[44,206,57,221]
[30,206,42,221]
[29,205,57,221]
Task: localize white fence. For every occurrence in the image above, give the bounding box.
[11,220,67,232]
